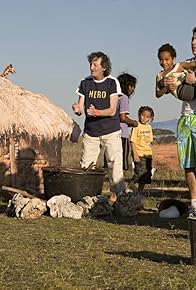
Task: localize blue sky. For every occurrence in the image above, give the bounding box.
[1,0,196,128]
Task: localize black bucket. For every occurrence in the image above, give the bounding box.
[42,167,107,203]
[188,217,196,265]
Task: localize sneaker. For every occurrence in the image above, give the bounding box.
[189,207,196,218]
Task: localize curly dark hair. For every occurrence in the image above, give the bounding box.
[192,27,196,44]
[87,51,111,77]
[117,73,137,96]
[138,106,154,120]
[157,43,176,59]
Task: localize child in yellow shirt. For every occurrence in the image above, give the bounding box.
[128,106,154,195]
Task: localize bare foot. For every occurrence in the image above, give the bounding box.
[109,192,117,203]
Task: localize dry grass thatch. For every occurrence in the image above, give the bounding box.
[0,77,74,141]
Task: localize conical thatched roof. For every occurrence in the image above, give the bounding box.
[0,77,74,140]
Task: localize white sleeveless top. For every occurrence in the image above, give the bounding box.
[157,63,186,98]
[157,62,196,115]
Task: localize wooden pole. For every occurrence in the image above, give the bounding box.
[2,185,45,200]
[9,136,17,186]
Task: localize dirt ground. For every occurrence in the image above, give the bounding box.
[152,143,180,170]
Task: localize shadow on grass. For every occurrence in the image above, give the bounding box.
[143,188,189,199]
[150,179,187,188]
[105,250,191,265]
[0,190,12,214]
[0,204,7,214]
[99,212,189,231]
[166,233,189,240]
[0,191,10,214]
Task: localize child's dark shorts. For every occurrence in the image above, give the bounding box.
[131,157,152,184]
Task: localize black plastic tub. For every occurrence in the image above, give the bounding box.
[42,167,107,203]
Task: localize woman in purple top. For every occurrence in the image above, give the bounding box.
[118,73,138,170]
[104,73,138,170]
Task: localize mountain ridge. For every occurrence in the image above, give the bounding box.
[152,119,178,134]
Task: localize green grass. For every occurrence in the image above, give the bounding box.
[61,139,185,182]
[0,189,196,290]
[0,141,194,289]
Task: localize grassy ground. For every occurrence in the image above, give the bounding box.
[0,141,195,289]
[61,139,185,181]
[0,188,196,290]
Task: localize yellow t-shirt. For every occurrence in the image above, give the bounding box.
[130,122,153,157]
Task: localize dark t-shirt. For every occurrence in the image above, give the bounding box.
[177,58,196,101]
[76,75,121,137]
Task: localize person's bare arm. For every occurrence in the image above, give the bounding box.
[155,75,169,98]
[86,95,118,117]
[120,113,138,127]
[179,60,196,72]
[130,141,140,162]
[72,95,84,116]
[165,76,178,92]
[156,75,178,97]
[185,70,196,85]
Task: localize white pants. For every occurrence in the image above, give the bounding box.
[81,130,125,194]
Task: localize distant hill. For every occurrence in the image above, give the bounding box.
[153,128,176,144]
[152,119,178,134]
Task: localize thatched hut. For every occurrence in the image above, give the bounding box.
[0,77,77,193]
